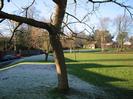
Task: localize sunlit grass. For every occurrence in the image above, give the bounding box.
[65,52,133,99]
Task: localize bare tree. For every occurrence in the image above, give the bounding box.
[15,26,33,49]
[129,36,133,48]
[116,31,128,51]
[99,17,110,31]
[94,29,112,51]
[0,0,133,91]
[97,17,111,51]
[115,15,132,51]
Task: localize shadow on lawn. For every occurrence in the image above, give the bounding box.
[67,62,133,99]
[65,57,77,62]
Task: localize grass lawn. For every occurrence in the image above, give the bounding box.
[65,52,133,99]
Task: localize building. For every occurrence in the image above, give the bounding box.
[83,41,96,49]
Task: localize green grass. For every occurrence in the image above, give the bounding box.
[65,53,133,99]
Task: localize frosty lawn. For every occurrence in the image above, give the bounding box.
[0,63,109,99]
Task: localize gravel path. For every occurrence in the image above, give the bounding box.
[0,64,111,99]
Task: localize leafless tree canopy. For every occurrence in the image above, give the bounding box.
[0,0,133,36]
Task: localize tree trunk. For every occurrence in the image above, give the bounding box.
[101,37,105,52]
[50,0,69,91]
[50,34,69,91]
[45,51,48,61]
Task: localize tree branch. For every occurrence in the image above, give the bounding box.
[0,32,4,37]
[8,23,22,43]
[0,18,5,23]
[112,1,133,19]
[65,12,94,32]
[0,11,53,32]
[88,0,113,4]
[74,0,77,3]
[88,0,133,19]
[22,0,35,17]
[63,21,93,40]
[0,0,4,10]
[62,21,75,33]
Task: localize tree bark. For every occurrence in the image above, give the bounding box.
[51,0,69,91]
[50,34,69,90]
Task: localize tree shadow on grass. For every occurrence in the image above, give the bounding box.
[65,57,78,62]
[67,63,133,99]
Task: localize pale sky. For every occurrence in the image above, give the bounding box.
[0,0,133,37]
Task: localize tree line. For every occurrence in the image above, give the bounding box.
[3,15,132,52]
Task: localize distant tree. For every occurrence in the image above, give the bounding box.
[6,6,39,50]
[15,26,32,50]
[15,25,50,50]
[74,33,89,48]
[99,17,110,30]
[81,34,95,49]
[116,32,128,51]
[61,33,89,50]
[60,36,75,52]
[94,29,113,51]
[41,30,51,51]
[0,36,9,51]
[95,17,113,51]
[129,36,133,48]
[115,15,132,51]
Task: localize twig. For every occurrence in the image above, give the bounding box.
[0,19,5,23]
[8,23,22,43]
[0,0,4,10]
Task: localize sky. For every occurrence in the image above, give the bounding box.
[0,0,133,37]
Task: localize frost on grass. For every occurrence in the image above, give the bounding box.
[0,64,110,99]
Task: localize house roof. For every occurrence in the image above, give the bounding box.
[124,41,131,45]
